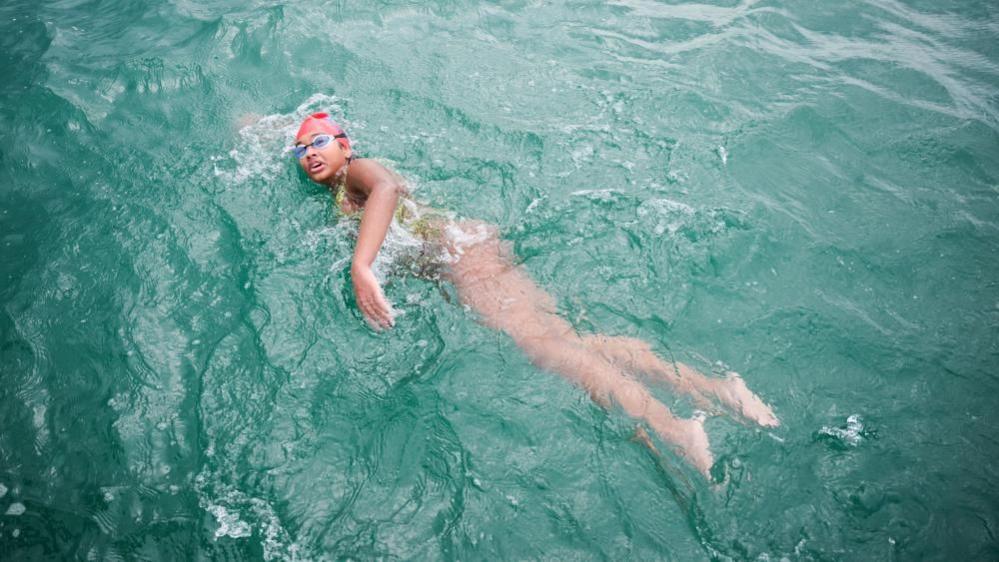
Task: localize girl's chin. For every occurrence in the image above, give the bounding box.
[308,170,334,183]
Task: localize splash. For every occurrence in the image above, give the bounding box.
[442,221,492,259]
[818,414,867,447]
[214,93,350,185]
[197,471,310,561]
[215,96,443,282]
[208,504,252,539]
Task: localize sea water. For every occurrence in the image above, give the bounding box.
[1,0,997,559]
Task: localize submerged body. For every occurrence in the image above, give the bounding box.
[292,113,777,475]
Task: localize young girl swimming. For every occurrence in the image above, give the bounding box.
[292,112,778,476]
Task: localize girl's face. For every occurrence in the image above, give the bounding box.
[296,133,351,184]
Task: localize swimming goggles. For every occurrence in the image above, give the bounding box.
[291,133,346,159]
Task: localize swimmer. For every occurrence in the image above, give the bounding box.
[292,112,778,476]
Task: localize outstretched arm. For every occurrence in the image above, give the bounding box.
[346,160,406,329]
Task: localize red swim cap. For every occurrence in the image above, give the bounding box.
[296,112,350,151]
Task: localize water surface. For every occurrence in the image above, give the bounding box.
[1,0,998,559]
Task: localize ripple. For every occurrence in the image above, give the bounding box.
[609,0,767,27]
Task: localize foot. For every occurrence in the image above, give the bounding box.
[675,417,714,476]
[651,415,714,477]
[709,372,780,428]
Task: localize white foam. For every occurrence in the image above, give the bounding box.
[443,222,491,261]
[100,486,120,503]
[0,483,7,498]
[637,197,697,236]
[214,93,348,185]
[209,504,252,539]
[819,414,865,446]
[5,503,25,516]
[197,466,309,560]
[377,209,429,273]
[570,188,621,200]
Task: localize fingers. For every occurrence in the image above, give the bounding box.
[358,290,395,330]
[351,266,395,330]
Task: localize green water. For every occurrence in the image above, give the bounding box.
[2,0,998,559]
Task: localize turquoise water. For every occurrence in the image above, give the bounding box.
[2,0,998,559]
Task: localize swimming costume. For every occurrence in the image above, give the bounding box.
[334,185,453,278]
[335,187,446,237]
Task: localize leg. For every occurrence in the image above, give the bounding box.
[506,333,714,475]
[444,223,713,474]
[583,335,779,427]
[600,365,713,475]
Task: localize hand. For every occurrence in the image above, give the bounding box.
[350,264,395,330]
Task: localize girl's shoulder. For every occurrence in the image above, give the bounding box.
[346,156,395,175]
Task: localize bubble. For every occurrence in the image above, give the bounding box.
[0,483,7,498]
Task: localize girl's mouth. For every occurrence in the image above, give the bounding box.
[309,160,325,173]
